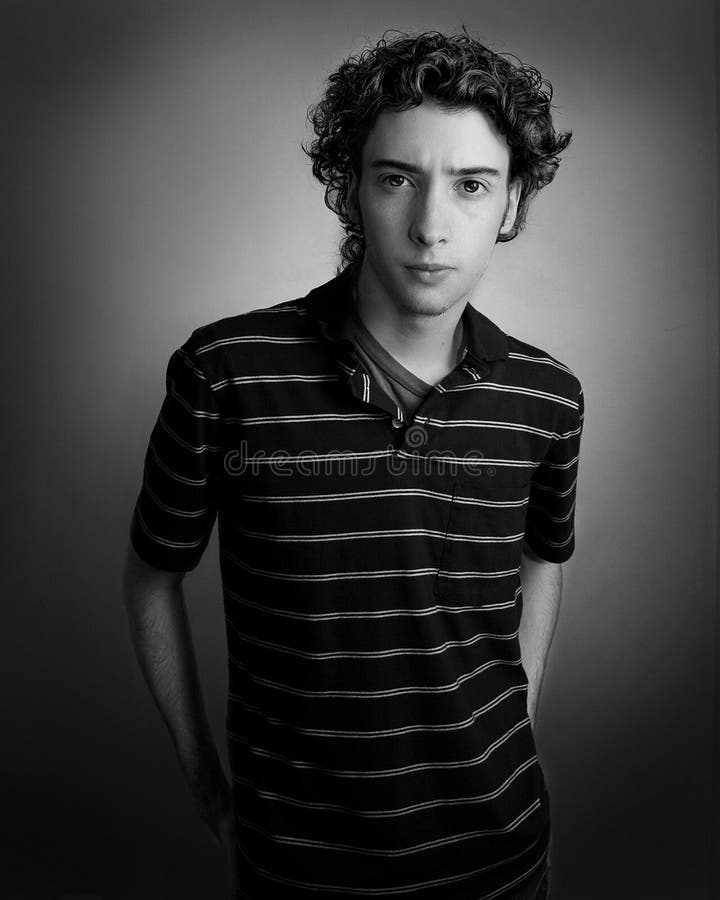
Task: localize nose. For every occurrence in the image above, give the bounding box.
[409,187,448,248]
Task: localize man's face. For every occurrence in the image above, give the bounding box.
[349,99,520,318]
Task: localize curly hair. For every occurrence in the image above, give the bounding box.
[304,29,572,270]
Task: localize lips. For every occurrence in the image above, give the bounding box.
[404,263,454,284]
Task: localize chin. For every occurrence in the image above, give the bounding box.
[396,281,466,318]
[398,293,458,317]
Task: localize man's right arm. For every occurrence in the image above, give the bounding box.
[121,542,235,849]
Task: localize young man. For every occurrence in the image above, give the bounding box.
[123,30,583,900]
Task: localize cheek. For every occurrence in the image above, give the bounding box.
[361,198,405,242]
[462,196,505,225]
[463,207,506,246]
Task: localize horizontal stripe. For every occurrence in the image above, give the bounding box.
[176,348,205,379]
[507,350,573,373]
[234,837,544,897]
[394,451,539,468]
[223,550,520,582]
[232,756,538,817]
[223,552,443,582]
[240,487,456,503]
[224,586,520,620]
[234,526,525,543]
[168,380,221,419]
[147,441,208,486]
[247,304,308,315]
[134,509,204,549]
[229,681,526,738]
[158,413,223,453]
[239,487,528,508]
[229,718,530,778]
[227,449,396,466]
[226,632,518,670]
[225,412,387,425]
[196,334,324,353]
[142,482,208,518]
[542,454,579,470]
[413,416,556,438]
[438,381,580,410]
[531,477,577,498]
[414,415,582,443]
[235,798,541,857]
[527,502,575,523]
[438,568,520,580]
[212,373,339,390]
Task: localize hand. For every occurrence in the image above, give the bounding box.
[190,762,235,846]
[217,805,241,898]
[176,742,240,892]
[189,765,241,895]
[527,696,538,730]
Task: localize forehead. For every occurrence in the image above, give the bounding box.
[361,100,511,173]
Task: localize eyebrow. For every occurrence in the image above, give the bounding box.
[369,158,502,179]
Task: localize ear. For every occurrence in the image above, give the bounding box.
[345,170,362,226]
[498,178,521,237]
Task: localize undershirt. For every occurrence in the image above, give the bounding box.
[342,298,467,420]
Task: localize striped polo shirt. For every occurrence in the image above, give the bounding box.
[130,266,584,900]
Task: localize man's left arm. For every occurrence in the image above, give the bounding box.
[518,540,563,728]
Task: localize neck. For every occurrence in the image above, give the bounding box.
[354,262,466,383]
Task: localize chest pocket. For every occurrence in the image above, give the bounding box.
[433,477,530,604]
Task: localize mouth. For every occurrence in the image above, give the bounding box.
[404,263,454,285]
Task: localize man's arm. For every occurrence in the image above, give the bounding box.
[121,543,235,847]
[518,541,563,728]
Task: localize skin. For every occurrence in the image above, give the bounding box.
[518,546,562,727]
[347,97,521,384]
[122,546,240,894]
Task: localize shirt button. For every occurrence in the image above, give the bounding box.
[391,417,403,429]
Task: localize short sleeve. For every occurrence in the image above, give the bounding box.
[524,380,584,564]
[129,337,224,572]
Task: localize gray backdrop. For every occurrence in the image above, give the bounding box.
[4,0,718,898]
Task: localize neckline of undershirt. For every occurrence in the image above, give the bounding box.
[348,289,467,394]
[349,304,433,397]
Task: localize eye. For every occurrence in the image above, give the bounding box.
[380,174,409,188]
[460,179,485,194]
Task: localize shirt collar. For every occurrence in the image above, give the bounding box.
[305,267,509,366]
[460,301,509,365]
